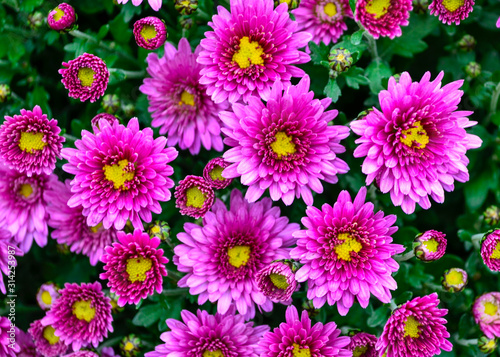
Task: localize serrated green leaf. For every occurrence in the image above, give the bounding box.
[365,60,392,94]
[343,66,369,89]
[351,30,364,46]
[324,79,341,102]
[367,305,390,328]
[394,291,413,305]
[132,304,163,327]
[309,41,330,66]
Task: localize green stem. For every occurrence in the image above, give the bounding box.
[63,133,79,142]
[394,250,415,262]
[161,288,189,296]
[471,233,484,250]
[108,68,146,79]
[486,81,500,126]
[166,268,184,282]
[196,8,212,21]
[389,299,398,311]
[364,31,380,63]
[456,338,478,346]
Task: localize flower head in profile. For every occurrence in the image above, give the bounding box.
[1,317,20,357]
[255,261,298,303]
[0,228,22,295]
[36,283,60,310]
[346,331,378,357]
[376,293,452,357]
[413,229,447,262]
[429,0,474,25]
[174,175,215,218]
[62,118,178,231]
[351,72,482,214]
[133,17,166,50]
[28,319,68,357]
[291,187,403,315]
[473,292,500,339]
[481,229,500,272]
[174,189,299,320]
[221,76,349,206]
[259,305,351,357]
[0,106,64,176]
[355,0,412,39]
[203,157,232,189]
[117,0,163,11]
[140,38,227,154]
[47,3,77,31]
[198,0,311,103]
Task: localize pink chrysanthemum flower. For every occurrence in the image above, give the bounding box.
[429,0,474,25]
[28,320,68,357]
[59,53,109,103]
[0,106,65,176]
[0,317,20,357]
[376,293,453,357]
[116,0,163,11]
[174,189,299,319]
[203,157,232,189]
[140,38,227,154]
[413,229,447,262]
[40,281,113,351]
[197,0,311,103]
[64,352,99,357]
[293,0,353,47]
[481,230,500,272]
[61,118,178,230]
[351,72,482,214]
[255,261,298,303]
[259,305,351,357]
[47,3,76,31]
[91,113,118,131]
[17,328,40,357]
[354,0,412,39]
[346,332,378,357]
[174,175,215,218]
[133,17,166,50]
[290,187,404,315]
[0,229,22,295]
[221,76,349,206]
[473,292,500,339]
[45,179,118,265]
[36,283,60,310]
[100,229,168,306]
[146,308,268,357]
[442,267,468,292]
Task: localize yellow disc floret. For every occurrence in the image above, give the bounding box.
[124,342,135,352]
[232,36,265,69]
[335,233,362,261]
[43,326,60,345]
[323,3,338,17]
[365,0,391,19]
[353,345,368,357]
[444,269,464,286]
[228,246,251,268]
[292,343,311,357]
[484,302,498,316]
[185,187,206,208]
[19,132,47,153]
[41,290,52,305]
[270,132,296,159]
[126,257,153,282]
[179,91,195,106]
[490,242,500,259]
[89,222,103,233]
[19,184,33,198]
[400,121,429,149]
[53,7,65,22]
[203,350,224,357]
[422,238,438,253]
[78,67,96,87]
[403,316,421,338]
[269,273,289,290]
[209,166,225,181]
[72,300,96,322]
[103,159,135,190]
[140,25,157,42]
[442,0,464,12]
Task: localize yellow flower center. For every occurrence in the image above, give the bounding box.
[110,299,118,310]
[41,290,52,305]
[42,326,60,345]
[124,342,135,351]
[53,7,65,21]
[422,238,438,253]
[484,302,498,316]
[140,25,157,42]
[490,242,500,259]
[78,67,95,87]
[365,0,391,19]
[442,0,464,12]
[150,224,161,234]
[400,121,429,149]
[203,350,224,357]
[72,300,96,322]
[19,132,47,153]
[403,316,421,338]
[228,246,251,268]
[335,233,362,261]
[179,91,195,106]
[323,3,337,16]
[292,343,311,357]
[103,159,135,190]
[353,345,368,357]
[485,339,497,350]
[19,184,33,198]
[89,222,103,233]
[269,273,289,290]
[185,187,206,208]
[232,36,265,69]
[445,269,464,286]
[270,132,296,159]
[126,257,153,282]
[209,166,225,181]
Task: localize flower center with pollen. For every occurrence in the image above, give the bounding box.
[53,7,65,21]
[365,0,391,18]
[19,184,33,198]
[490,242,500,259]
[140,25,157,42]
[186,187,206,208]
[269,273,289,290]
[353,346,368,357]
[323,3,337,16]
[232,36,265,69]
[123,342,135,352]
[179,90,195,106]
[292,343,311,357]
[43,326,60,345]
[209,166,225,181]
[228,246,251,268]
[335,233,362,261]
[203,350,224,357]
[445,270,464,286]
[423,238,438,252]
[103,159,135,190]
[442,0,464,12]
[126,257,153,282]
[78,67,95,87]
[41,291,52,305]
[270,132,296,159]
[72,300,96,322]
[19,132,47,153]
[484,302,498,316]
[403,316,421,338]
[400,121,429,149]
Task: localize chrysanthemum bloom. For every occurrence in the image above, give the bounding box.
[146,309,268,357]
[472,292,500,339]
[442,268,467,293]
[45,179,118,265]
[351,72,482,214]
[255,261,298,303]
[61,118,178,230]
[28,320,68,357]
[346,331,378,357]
[291,187,403,315]
[36,283,60,310]
[259,305,351,357]
[116,0,163,11]
[429,0,474,25]
[91,113,119,131]
[0,106,65,176]
[17,328,40,357]
[376,293,452,356]
[133,17,166,50]
[64,352,99,357]
[413,230,447,262]
[293,0,353,47]
[174,175,215,218]
[203,157,232,189]
[354,0,412,39]
[0,317,19,357]
[47,3,76,31]
[59,53,109,103]
[40,282,112,351]
[221,76,349,206]
[197,0,311,103]
[174,189,299,319]
[100,229,168,306]
[0,228,22,295]
[140,38,227,155]
[481,230,500,272]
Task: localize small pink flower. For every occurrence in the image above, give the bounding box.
[481,229,500,272]
[413,230,447,262]
[473,292,500,339]
[36,283,60,310]
[202,157,232,189]
[429,0,474,25]
[355,0,412,39]
[346,332,377,357]
[174,175,215,218]
[255,261,298,303]
[47,3,76,31]
[91,113,119,131]
[133,17,166,50]
[28,320,68,357]
[117,0,163,11]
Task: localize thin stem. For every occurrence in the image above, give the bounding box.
[389,299,398,311]
[196,8,212,21]
[161,288,189,296]
[63,133,79,142]
[394,250,415,262]
[486,81,500,126]
[165,268,184,282]
[455,338,478,346]
[108,68,146,79]
[471,233,484,250]
[362,28,380,63]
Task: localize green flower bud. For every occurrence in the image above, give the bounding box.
[0,84,11,103]
[274,0,301,10]
[302,300,319,318]
[123,103,136,118]
[56,244,71,255]
[175,0,198,15]
[101,94,120,114]
[484,205,500,226]
[28,12,44,29]
[465,61,481,79]
[442,268,468,293]
[120,334,141,357]
[457,34,476,52]
[147,220,171,241]
[478,336,498,354]
[412,0,428,14]
[328,48,353,79]
[180,15,194,30]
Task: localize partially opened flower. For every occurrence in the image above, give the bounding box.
[481,229,500,272]
[429,0,474,25]
[413,230,447,262]
[473,292,500,339]
[346,332,377,357]
[0,317,20,357]
[442,268,468,292]
[36,283,60,310]
[47,3,76,31]
[255,261,298,303]
[91,113,119,131]
[133,17,166,50]
[203,157,232,189]
[28,320,68,357]
[116,0,163,11]
[174,175,214,218]
[355,0,412,39]
[0,228,22,295]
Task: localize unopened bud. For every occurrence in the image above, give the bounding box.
[328,48,353,79]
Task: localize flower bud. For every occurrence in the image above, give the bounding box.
[412,0,428,14]
[147,220,171,242]
[457,34,476,52]
[0,84,11,103]
[120,334,141,357]
[465,61,481,79]
[328,48,353,78]
[274,0,301,10]
[28,12,44,29]
[302,300,319,318]
[442,268,468,292]
[101,94,120,114]
[175,0,198,15]
[484,206,500,226]
[413,230,447,262]
[478,336,498,354]
[180,15,193,30]
[47,3,77,32]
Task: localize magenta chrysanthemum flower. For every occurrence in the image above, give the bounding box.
[0,106,64,176]
[116,0,162,11]
[259,305,351,357]
[100,229,168,306]
[45,179,118,265]
[376,293,452,357]
[290,187,403,315]
[355,0,412,39]
[293,0,353,46]
[429,0,474,25]
[59,53,109,103]
[64,352,99,357]
[0,229,22,295]
[36,283,60,310]
[481,230,500,272]
[17,328,40,357]
[255,261,298,303]
[133,17,166,50]
[40,281,113,351]
[174,189,299,319]
[442,267,468,292]
[28,320,68,357]
[140,38,227,155]
[174,175,215,218]
[47,3,76,31]
[221,76,349,206]
[91,113,118,131]
[346,332,377,357]
[203,157,233,189]
[61,118,178,230]
[0,317,19,357]
[197,0,311,103]
[413,229,447,262]
[351,72,482,214]
[473,292,500,339]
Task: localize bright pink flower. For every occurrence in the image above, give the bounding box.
[0,317,20,357]
[473,292,500,339]
[355,0,412,39]
[481,230,500,272]
[203,157,232,189]
[28,320,68,357]
[414,229,447,262]
[36,282,60,310]
[174,175,215,218]
[91,113,118,131]
[133,17,166,50]
[346,332,378,357]
[429,0,474,25]
[116,0,163,11]
[47,3,76,31]
[255,261,298,303]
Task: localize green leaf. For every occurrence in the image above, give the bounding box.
[394,291,413,305]
[324,79,341,102]
[350,30,364,46]
[464,166,497,212]
[19,0,43,12]
[406,263,434,289]
[367,305,390,328]
[26,86,51,118]
[349,0,356,14]
[97,24,110,41]
[132,304,163,327]
[365,60,392,94]
[343,66,369,90]
[309,41,330,66]
[109,13,132,44]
